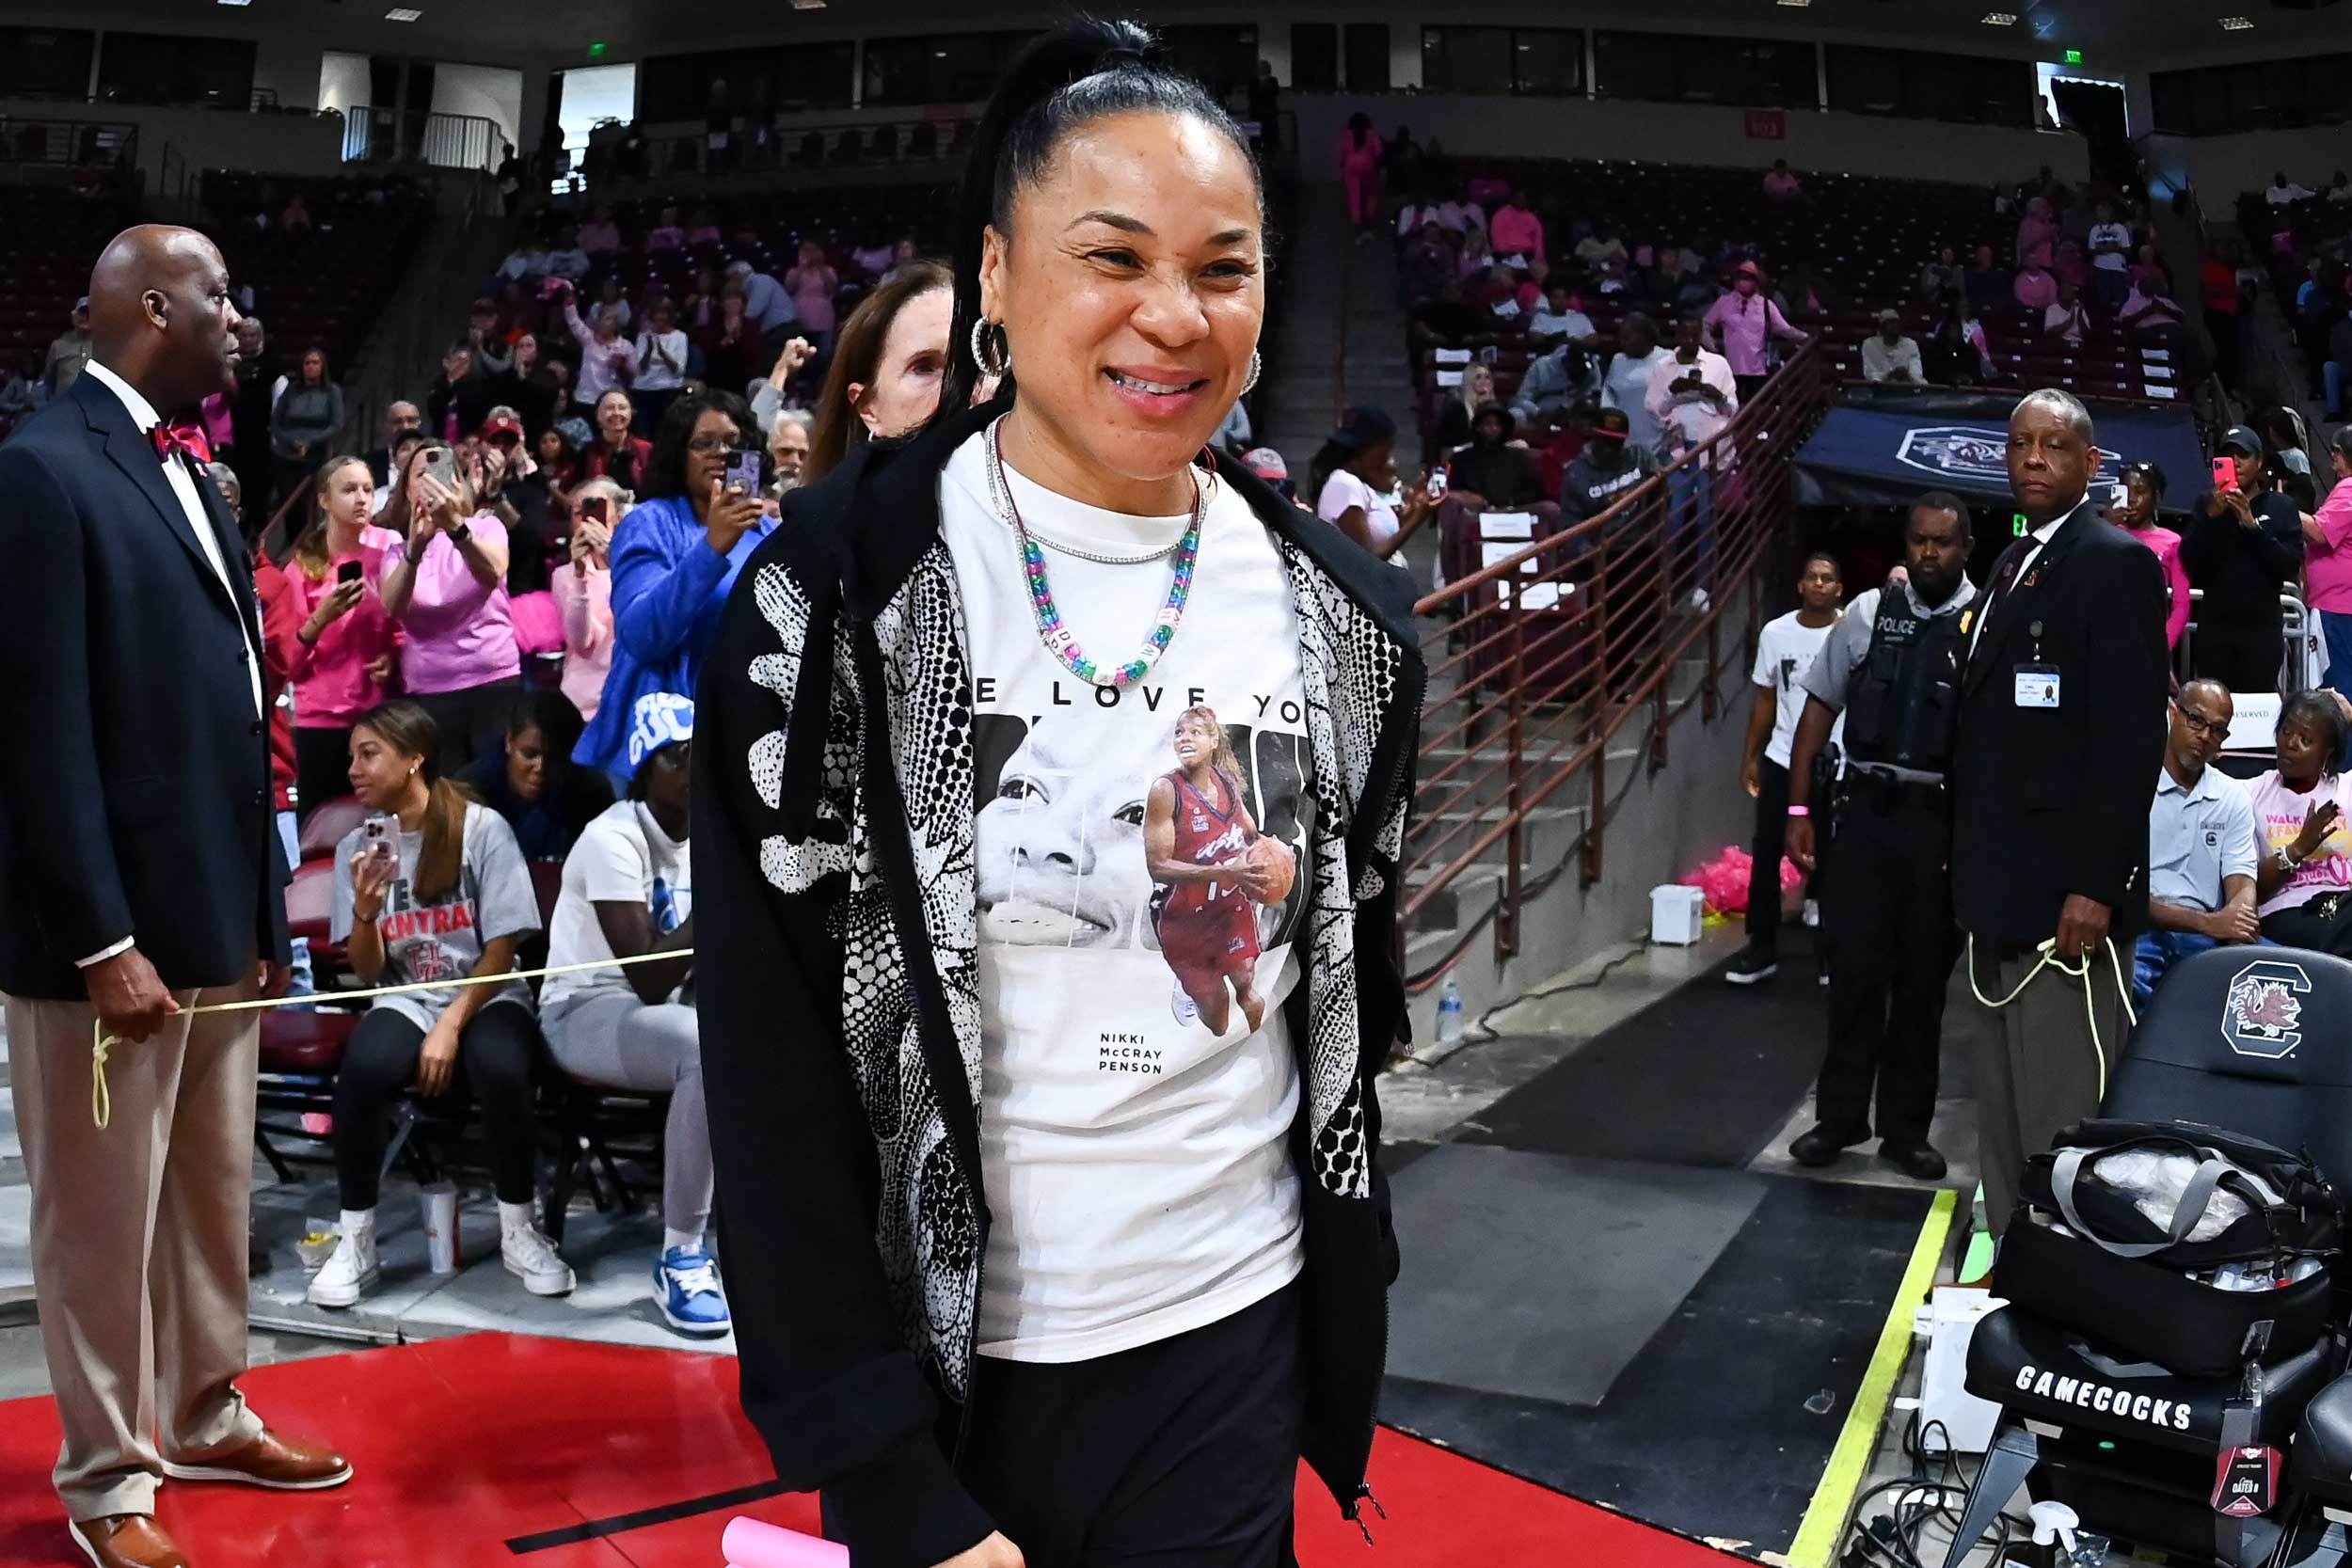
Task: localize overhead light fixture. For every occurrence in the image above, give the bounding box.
[217,0,252,8]
[1982,10,2017,22]
[789,0,828,8]
[2218,14,2255,27]
[1776,0,1810,7]
[384,6,421,18]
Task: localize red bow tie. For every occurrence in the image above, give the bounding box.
[151,422,212,467]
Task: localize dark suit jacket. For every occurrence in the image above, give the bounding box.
[1950,495,2169,946]
[0,372,290,1000]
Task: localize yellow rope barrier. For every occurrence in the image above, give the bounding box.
[89,950,695,1132]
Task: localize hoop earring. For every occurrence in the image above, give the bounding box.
[969,318,1011,377]
[1240,348,1261,397]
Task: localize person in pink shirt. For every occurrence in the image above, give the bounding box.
[2014,195,2056,268]
[271,454,403,818]
[1702,261,1805,400]
[1761,159,1802,199]
[1336,112,1385,238]
[784,239,840,349]
[1488,188,1545,267]
[2298,427,2352,707]
[2113,462,2191,650]
[555,478,623,721]
[644,206,686,252]
[2249,691,2352,951]
[379,441,520,772]
[2012,261,2058,311]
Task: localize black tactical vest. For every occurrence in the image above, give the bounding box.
[1843,588,1967,774]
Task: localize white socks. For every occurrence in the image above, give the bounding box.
[662,1228,706,1256]
[498,1199,536,1236]
[341,1209,376,1240]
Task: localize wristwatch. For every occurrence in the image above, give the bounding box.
[448,520,473,545]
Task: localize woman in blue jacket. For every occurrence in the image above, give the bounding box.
[574,388,775,781]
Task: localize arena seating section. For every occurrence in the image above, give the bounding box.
[0,187,134,376]
[1406,159,2193,450]
[202,170,434,377]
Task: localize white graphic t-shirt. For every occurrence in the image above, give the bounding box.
[940,428,1309,1363]
[541,800,691,1015]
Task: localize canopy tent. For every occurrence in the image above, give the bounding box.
[1791,385,2212,518]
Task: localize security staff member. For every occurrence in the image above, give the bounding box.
[1784,493,1979,1180]
[1950,388,2169,1233]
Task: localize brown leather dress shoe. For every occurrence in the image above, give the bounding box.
[160,1427,353,1490]
[70,1514,190,1568]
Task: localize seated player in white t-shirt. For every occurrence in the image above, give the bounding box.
[539,691,723,1336]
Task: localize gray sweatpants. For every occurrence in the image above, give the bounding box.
[543,992,712,1239]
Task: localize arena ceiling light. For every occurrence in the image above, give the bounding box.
[384,7,422,19]
[216,0,252,8]
[2217,13,2255,25]
[1981,10,2019,22]
[789,0,828,8]
[1776,0,1811,8]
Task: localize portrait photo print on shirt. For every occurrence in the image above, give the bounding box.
[972,702,1311,960]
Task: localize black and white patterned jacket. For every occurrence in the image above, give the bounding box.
[693,403,1425,1568]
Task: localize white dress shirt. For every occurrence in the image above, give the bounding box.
[77,359,266,968]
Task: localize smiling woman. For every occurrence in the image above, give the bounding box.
[693,21,1426,1568]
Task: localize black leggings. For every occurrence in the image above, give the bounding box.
[2262,895,2352,958]
[294,725,354,823]
[333,1003,539,1210]
[411,678,522,774]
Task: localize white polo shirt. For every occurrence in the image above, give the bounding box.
[2148,761,2260,913]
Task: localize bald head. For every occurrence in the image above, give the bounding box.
[87,225,243,414]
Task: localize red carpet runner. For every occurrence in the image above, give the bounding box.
[0,1334,1737,1566]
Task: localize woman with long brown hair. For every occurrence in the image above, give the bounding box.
[270,452,401,817]
[802,257,953,483]
[311,700,569,1310]
[378,440,520,770]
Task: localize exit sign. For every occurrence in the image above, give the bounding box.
[2064,48,2083,64]
[587,40,607,57]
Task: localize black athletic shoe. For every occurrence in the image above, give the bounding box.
[1724,948,1779,986]
[1789,1123,1869,1167]
[1880,1141,1948,1181]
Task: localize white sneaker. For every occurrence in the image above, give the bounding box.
[307,1228,379,1309]
[501,1224,576,1296]
[1170,979,1200,1027]
[1803,898,1820,928]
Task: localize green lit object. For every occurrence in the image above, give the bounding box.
[2098,1439,2116,1449]
[2064,48,2083,64]
[2013,514,2030,537]
[587,40,608,57]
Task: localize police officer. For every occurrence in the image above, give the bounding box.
[1781,492,1980,1180]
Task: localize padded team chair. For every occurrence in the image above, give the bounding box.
[1944,944,2352,1568]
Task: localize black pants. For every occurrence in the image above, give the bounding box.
[332,1003,539,1209]
[939,1283,1304,1568]
[294,724,354,823]
[1733,372,1769,404]
[1817,796,1952,1147]
[411,677,522,775]
[1745,758,1791,960]
[2193,626,2280,695]
[2262,895,2352,957]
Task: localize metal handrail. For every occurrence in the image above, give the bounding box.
[0,116,137,174]
[1397,341,1834,990]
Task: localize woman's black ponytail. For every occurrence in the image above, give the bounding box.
[937,16,1261,420]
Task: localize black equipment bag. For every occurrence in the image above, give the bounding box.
[1993,1119,2344,1379]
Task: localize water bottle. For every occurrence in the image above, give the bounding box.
[1437,979,1464,1045]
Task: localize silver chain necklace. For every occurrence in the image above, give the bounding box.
[982,426,1198,567]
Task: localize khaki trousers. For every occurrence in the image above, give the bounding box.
[7,974,266,1520]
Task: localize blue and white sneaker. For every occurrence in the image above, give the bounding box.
[653,1244,731,1336]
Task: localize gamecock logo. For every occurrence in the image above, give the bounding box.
[2222,958,2311,1059]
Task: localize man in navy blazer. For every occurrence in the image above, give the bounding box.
[0,226,350,1568]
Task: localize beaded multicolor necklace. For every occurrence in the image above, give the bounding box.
[984,415,1203,690]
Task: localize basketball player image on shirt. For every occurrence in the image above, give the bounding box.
[1146,706,1297,1037]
